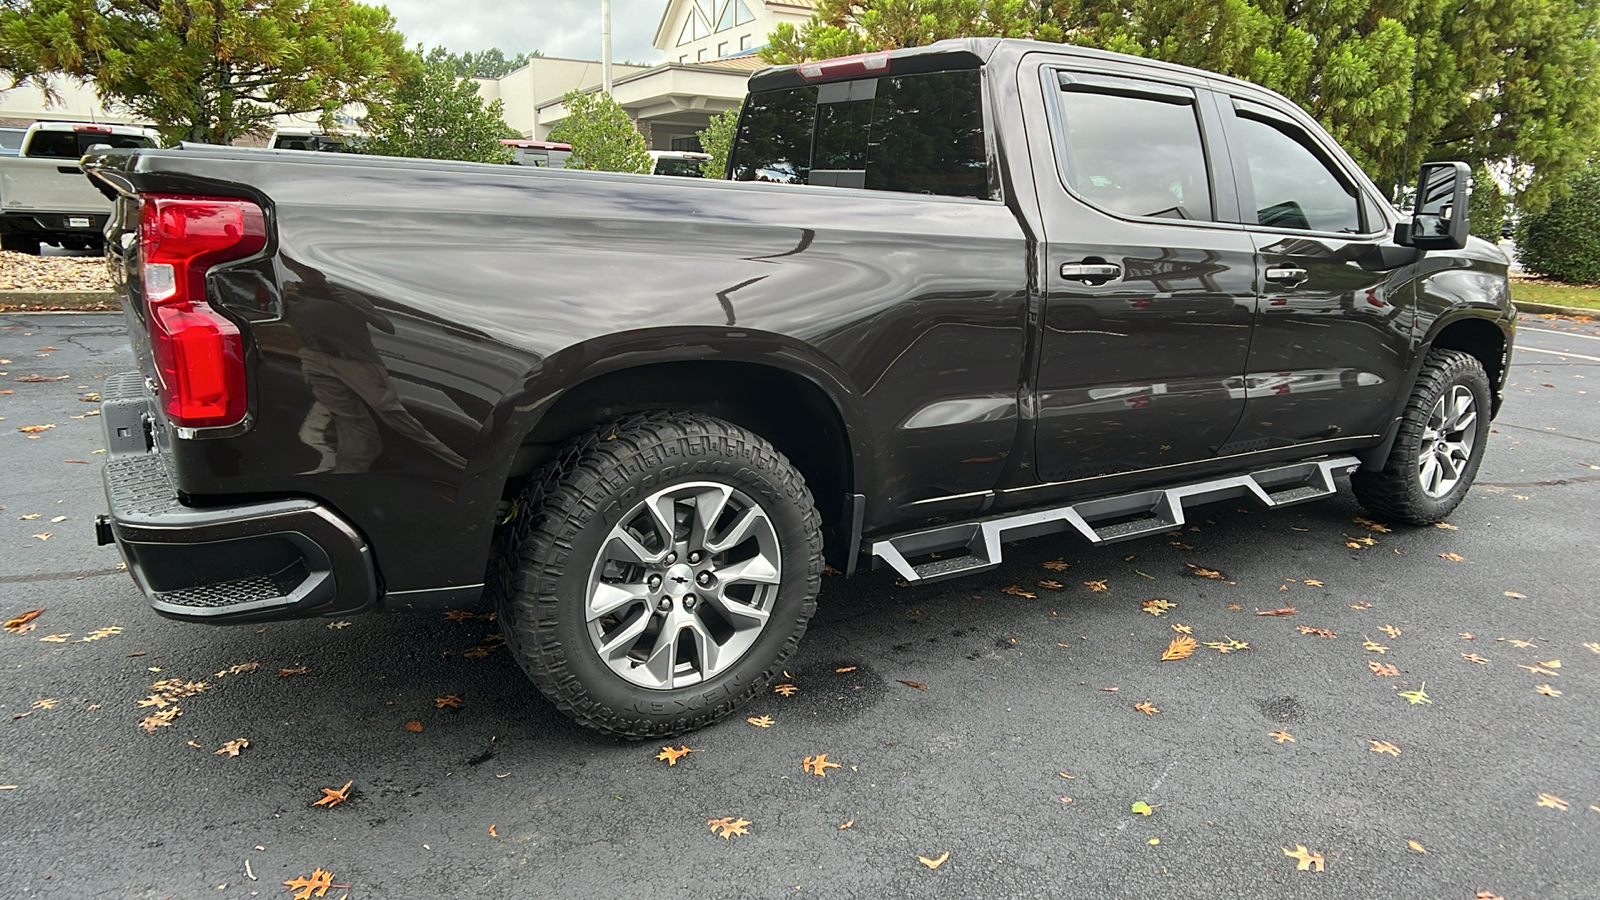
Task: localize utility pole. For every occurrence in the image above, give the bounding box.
[601,0,613,94]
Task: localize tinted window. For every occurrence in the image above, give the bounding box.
[26,130,152,158]
[729,70,990,199]
[1233,109,1361,233]
[654,157,706,177]
[1055,86,1213,221]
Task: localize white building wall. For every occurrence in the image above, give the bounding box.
[656,0,812,64]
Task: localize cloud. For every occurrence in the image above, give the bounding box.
[381,0,667,65]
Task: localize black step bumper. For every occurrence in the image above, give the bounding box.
[98,373,377,624]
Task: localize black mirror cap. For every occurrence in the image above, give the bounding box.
[1411,161,1472,251]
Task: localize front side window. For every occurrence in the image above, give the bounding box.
[1053,80,1214,222]
[1232,105,1362,233]
[728,70,991,199]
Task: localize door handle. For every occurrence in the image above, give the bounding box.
[1264,266,1309,288]
[1060,262,1121,284]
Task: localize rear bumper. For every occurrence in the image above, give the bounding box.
[98,372,377,623]
[0,211,109,238]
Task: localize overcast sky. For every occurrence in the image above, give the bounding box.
[381,0,670,65]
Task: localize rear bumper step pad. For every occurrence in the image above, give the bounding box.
[871,456,1361,584]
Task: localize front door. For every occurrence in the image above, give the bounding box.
[1033,70,1257,483]
[1217,97,1413,453]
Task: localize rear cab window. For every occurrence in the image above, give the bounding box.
[26,130,154,159]
[728,69,994,200]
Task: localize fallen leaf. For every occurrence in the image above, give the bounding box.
[278,666,309,677]
[1476,893,1504,900]
[917,851,950,870]
[403,720,423,733]
[214,661,260,678]
[39,633,70,642]
[1535,684,1561,697]
[312,781,353,809]
[16,423,56,432]
[3,609,44,633]
[1435,522,1459,530]
[488,824,498,836]
[1269,731,1296,744]
[708,816,751,839]
[1536,793,1569,811]
[1537,658,1561,669]
[1462,653,1489,665]
[30,533,49,541]
[1350,601,1374,609]
[214,738,248,757]
[1141,598,1176,616]
[77,625,121,642]
[1353,517,1391,533]
[834,666,857,673]
[1203,638,1250,653]
[1398,683,1432,705]
[1369,740,1401,756]
[326,620,352,630]
[434,694,463,709]
[1134,700,1159,716]
[1518,664,1559,677]
[49,515,66,523]
[1227,603,1243,611]
[1508,639,1537,649]
[17,513,41,520]
[1461,632,1476,640]
[1296,626,1337,638]
[1407,840,1426,854]
[1504,591,1527,599]
[656,746,697,766]
[1002,584,1037,599]
[138,706,181,733]
[838,819,854,830]
[1131,800,1154,816]
[803,754,842,777]
[30,698,57,710]
[1584,642,1600,654]
[1043,559,1070,572]
[1363,636,1390,654]
[282,868,346,900]
[1379,625,1402,638]
[1257,606,1298,617]
[1169,541,1193,550]
[773,683,798,696]
[1170,623,1192,634]
[1368,661,1399,677]
[14,375,68,383]
[1282,844,1325,872]
[746,715,774,728]
[1161,635,1197,661]
[1038,580,1064,590]
[896,679,927,691]
[1188,565,1226,580]
[1302,579,1324,587]
[1084,580,1109,592]
[1439,552,1465,561]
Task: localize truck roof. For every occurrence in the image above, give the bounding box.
[26,121,157,138]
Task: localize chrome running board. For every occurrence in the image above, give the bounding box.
[870,456,1362,584]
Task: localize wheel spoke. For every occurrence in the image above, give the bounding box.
[595,611,651,660]
[717,553,781,586]
[1436,447,1462,483]
[709,590,771,625]
[641,624,682,689]
[606,529,662,566]
[1419,453,1442,494]
[588,581,644,622]
[687,485,733,552]
[706,506,772,555]
[686,618,723,676]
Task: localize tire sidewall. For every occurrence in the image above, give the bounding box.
[521,428,817,734]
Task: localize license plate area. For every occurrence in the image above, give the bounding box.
[68,216,92,228]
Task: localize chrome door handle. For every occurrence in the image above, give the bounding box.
[1060,263,1121,284]
[1264,266,1309,287]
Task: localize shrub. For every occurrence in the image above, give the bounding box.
[1518,161,1600,284]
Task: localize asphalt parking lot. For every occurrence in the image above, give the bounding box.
[1,311,1596,899]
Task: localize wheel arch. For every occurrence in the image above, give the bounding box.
[1422,312,1511,416]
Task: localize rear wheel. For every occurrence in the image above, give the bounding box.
[1352,348,1491,524]
[488,412,822,738]
[1,234,42,255]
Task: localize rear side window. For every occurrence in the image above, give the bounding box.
[1052,77,1214,222]
[26,131,152,158]
[1231,103,1362,233]
[729,70,991,199]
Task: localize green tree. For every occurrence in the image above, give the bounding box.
[0,0,414,145]
[760,0,1600,215]
[1517,161,1600,284]
[696,105,741,179]
[359,59,516,163]
[423,46,540,79]
[548,90,650,174]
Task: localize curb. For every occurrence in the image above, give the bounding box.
[0,290,119,311]
[1515,300,1597,318]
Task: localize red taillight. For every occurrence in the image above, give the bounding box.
[73,124,113,133]
[139,194,266,428]
[797,51,890,82]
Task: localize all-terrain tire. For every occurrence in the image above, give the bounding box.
[0,234,42,255]
[1352,348,1492,524]
[486,411,822,738]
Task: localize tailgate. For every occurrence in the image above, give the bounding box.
[1,156,112,213]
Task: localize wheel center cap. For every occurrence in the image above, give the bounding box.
[665,563,695,594]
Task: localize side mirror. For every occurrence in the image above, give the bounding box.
[1409,161,1471,250]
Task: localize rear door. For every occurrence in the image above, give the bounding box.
[1031,67,1257,483]
[1215,96,1412,452]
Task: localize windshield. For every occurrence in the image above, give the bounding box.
[27,131,154,159]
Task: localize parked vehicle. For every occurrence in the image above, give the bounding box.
[267,129,353,153]
[84,39,1513,738]
[0,121,158,253]
[0,126,25,157]
[502,139,571,168]
[649,150,712,177]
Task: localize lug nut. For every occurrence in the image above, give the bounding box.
[665,552,677,565]
[648,574,662,590]
[657,597,672,612]
[697,571,714,587]
[682,594,697,610]
[688,551,702,564]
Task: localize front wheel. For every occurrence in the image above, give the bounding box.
[1352,348,1492,524]
[488,412,822,738]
